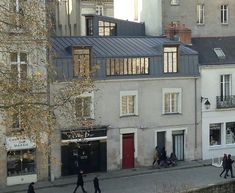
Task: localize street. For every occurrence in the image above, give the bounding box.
[16,166,234,193]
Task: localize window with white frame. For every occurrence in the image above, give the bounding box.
[162,88,182,114]
[171,0,179,5]
[96,5,103,16]
[196,4,204,24]
[120,91,138,116]
[220,74,231,101]
[221,5,228,24]
[226,122,235,144]
[163,46,178,73]
[10,52,27,85]
[9,0,26,14]
[74,93,94,119]
[209,123,221,146]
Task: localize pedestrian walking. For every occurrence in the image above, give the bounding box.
[219,154,228,177]
[93,176,101,193]
[224,154,234,179]
[27,182,35,193]
[152,146,160,166]
[73,170,87,193]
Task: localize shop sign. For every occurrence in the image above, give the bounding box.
[5,137,36,150]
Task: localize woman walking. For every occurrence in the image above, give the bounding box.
[219,154,227,177]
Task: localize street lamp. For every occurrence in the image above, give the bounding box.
[201,97,211,109]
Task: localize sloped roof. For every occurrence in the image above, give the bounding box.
[190,37,235,65]
[52,36,197,58]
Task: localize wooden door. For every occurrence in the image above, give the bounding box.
[122,133,134,169]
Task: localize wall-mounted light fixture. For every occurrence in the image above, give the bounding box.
[201,97,211,109]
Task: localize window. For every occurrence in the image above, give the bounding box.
[163,46,178,73]
[75,96,93,119]
[214,48,225,59]
[86,17,93,36]
[220,74,231,101]
[221,5,228,24]
[120,91,138,116]
[7,149,36,176]
[98,20,117,36]
[9,0,27,28]
[96,5,103,16]
[226,122,235,144]
[163,88,182,114]
[73,47,90,77]
[106,57,149,76]
[196,4,204,24]
[10,52,27,86]
[209,123,221,146]
[171,0,179,5]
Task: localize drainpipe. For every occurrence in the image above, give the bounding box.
[194,78,197,149]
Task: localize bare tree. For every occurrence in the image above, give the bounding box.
[0,0,95,182]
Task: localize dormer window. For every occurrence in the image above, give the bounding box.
[163,46,178,73]
[214,48,225,59]
[73,47,91,77]
[96,5,103,16]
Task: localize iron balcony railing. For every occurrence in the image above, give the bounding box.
[216,95,235,109]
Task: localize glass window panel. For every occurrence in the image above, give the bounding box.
[164,93,170,113]
[110,59,115,75]
[226,122,235,144]
[124,59,128,75]
[20,63,27,80]
[122,96,127,115]
[136,58,141,74]
[106,59,110,76]
[128,58,132,74]
[119,58,124,75]
[209,123,221,146]
[132,58,137,74]
[20,53,27,62]
[145,58,149,74]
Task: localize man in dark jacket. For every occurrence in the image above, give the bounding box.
[73,170,87,193]
[93,176,101,193]
[27,182,35,193]
[224,154,234,178]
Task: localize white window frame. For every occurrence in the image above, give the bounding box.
[171,0,179,5]
[220,74,231,99]
[163,46,178,73]
[96,5,103,16]
[120,91,138,117]
[196,4,204,25]
[10,52,28,82]
[162,88,182,114]
[74,92,94,119]
[221,5,228,24]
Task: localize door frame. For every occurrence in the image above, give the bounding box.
[120,128,138,162]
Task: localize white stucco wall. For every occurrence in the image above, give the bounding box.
[201,65,235,160]
[114,0,162,36]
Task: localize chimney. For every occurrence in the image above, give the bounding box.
[164,23,192,45]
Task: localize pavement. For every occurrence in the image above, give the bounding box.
[0,159,214,193]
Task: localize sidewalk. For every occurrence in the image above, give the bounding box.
[0,160,212,193]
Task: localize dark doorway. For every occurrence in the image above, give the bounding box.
[61,140,107,176]
[157,131,166,151]
[122,133,134,169]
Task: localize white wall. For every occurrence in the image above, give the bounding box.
[114,0,162,36]
[201,65,235,160]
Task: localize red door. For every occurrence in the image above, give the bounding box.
[122,133,134,169]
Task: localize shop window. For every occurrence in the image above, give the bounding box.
[226,122,235,144]
[73,47,91,77]
[209,123,221,146]
[7,149,36,176]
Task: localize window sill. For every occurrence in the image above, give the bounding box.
[171,3,180,6]
[221,23,229,26]
[162,112,181,115]
[196,23,205,26]
[120,114,138,118]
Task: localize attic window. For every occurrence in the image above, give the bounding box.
[214,48,225,59]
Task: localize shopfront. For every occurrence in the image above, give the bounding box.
[61,127,107,176]
[5,137,37,186]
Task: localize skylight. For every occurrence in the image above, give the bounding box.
[214,48,226,59]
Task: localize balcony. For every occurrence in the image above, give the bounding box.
[216,95,235,109]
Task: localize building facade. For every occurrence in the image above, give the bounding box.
[55,0,114,36]
[162,0,235,37]
[50,36,201,178]
[114,0,162,36]
[191,37,235,160]
[0,0,49,187]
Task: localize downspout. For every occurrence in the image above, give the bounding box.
[194,78,197,149]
